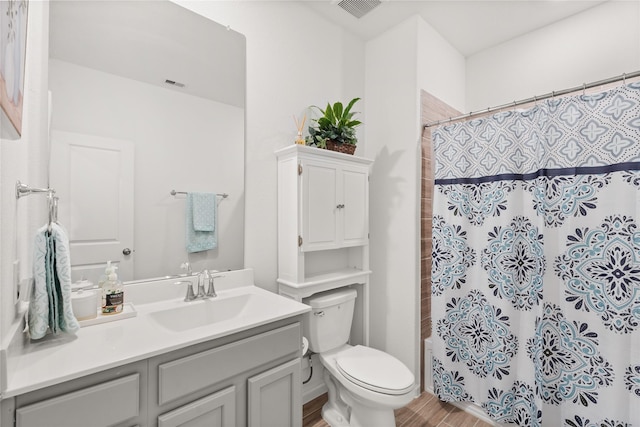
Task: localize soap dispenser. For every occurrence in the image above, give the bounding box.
[101,261,124,314]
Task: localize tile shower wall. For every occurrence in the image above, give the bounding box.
[420,90,461,391]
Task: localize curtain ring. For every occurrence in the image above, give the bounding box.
[582,83,586,96]
[533,95,537,105]
[623,72,627,84]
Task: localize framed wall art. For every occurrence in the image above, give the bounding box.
[1,0,28,138]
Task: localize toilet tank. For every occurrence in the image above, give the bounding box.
[303,288,357,353]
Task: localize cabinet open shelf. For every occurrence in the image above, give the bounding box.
[277,267,371,292]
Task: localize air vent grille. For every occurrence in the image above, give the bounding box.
[337,0,381,19]
[164,79,185,88]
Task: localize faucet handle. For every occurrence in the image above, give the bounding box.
[180,262,192,276]
[197,270,210,298]
[206,274,224,298]
[174,280,195,301]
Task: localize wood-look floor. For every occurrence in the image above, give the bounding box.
[303,392,493,427]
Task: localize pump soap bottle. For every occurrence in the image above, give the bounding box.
[101,261,124,314]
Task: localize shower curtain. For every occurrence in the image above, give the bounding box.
[431,82,640,426]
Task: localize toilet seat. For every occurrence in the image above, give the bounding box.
[335,345,414,395]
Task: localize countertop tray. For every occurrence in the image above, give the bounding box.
[78,303,137,327]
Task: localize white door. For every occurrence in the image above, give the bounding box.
[50,130,134,283]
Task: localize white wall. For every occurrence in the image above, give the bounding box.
[175,1,366,291]
[48,59,244,281]
[365,15,465,380]
[1,2,50,344]
[417,19,466,113]
[467,0,640,111]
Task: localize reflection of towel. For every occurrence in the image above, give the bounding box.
[28,223,80,339]
[191,193,216,231]
[186,192,217,253]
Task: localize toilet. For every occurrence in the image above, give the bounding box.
[304,288,415,427]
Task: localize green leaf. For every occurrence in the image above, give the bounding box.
[343,97,360,117]
[325,103,335,123]
[333,102,344,121]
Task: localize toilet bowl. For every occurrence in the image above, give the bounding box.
[304,288,415,427]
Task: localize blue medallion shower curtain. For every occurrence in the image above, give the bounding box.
[431,82,640,426]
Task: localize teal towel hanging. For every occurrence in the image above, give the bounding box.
[186,192,217,253]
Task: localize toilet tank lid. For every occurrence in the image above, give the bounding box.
[304,288,357,309]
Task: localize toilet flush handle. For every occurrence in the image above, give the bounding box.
[314,311,325,317]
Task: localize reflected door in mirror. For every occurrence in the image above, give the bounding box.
[50,130,134,282]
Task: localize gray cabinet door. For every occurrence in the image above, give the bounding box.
[15,374,140,427]
[157,386,236,427]
[247,359,301,427]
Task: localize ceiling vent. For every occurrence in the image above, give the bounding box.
[337,0,381,19]
[164,79,185,88]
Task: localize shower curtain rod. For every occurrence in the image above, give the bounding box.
[423,70,640,129]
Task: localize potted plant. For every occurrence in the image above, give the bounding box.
[306,97,361,155]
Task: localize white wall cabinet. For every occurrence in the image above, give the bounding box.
[300,157,369,252]
[276,145,372,292]
[1,319,303,427]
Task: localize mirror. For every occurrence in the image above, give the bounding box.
[48,0,245,282]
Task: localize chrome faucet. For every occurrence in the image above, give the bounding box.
[196,270,209,298]
[176,271,224,301]
[174,280,196,302]
[206,273,224,297]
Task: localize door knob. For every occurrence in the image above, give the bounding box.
[122,248,132,255]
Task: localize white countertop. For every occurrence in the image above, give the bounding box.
[4,269,310,397]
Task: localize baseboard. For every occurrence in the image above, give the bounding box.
[303,382,327,404]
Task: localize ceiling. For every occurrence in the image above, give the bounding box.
[304,0,607,56]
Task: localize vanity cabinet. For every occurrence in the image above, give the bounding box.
[149,321,302,427]
[1,319,303,427]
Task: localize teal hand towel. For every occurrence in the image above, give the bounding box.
[29,227,51,339]
[191,192,216,232]
[28,224,79,339]
[50,224,80,334]
[186,192,217,253]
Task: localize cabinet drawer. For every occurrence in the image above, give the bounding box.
[16,374,139,427]
[158,323,300,405]
[158,386,236,427]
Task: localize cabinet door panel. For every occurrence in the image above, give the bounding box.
[248,359,301,427]
[16,374,139,427]
[158,323,300,405]
[301,161,338,251]
[342,167,368,246]
[157,386,236,427]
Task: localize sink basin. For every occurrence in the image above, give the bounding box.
[148,293,256,332]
